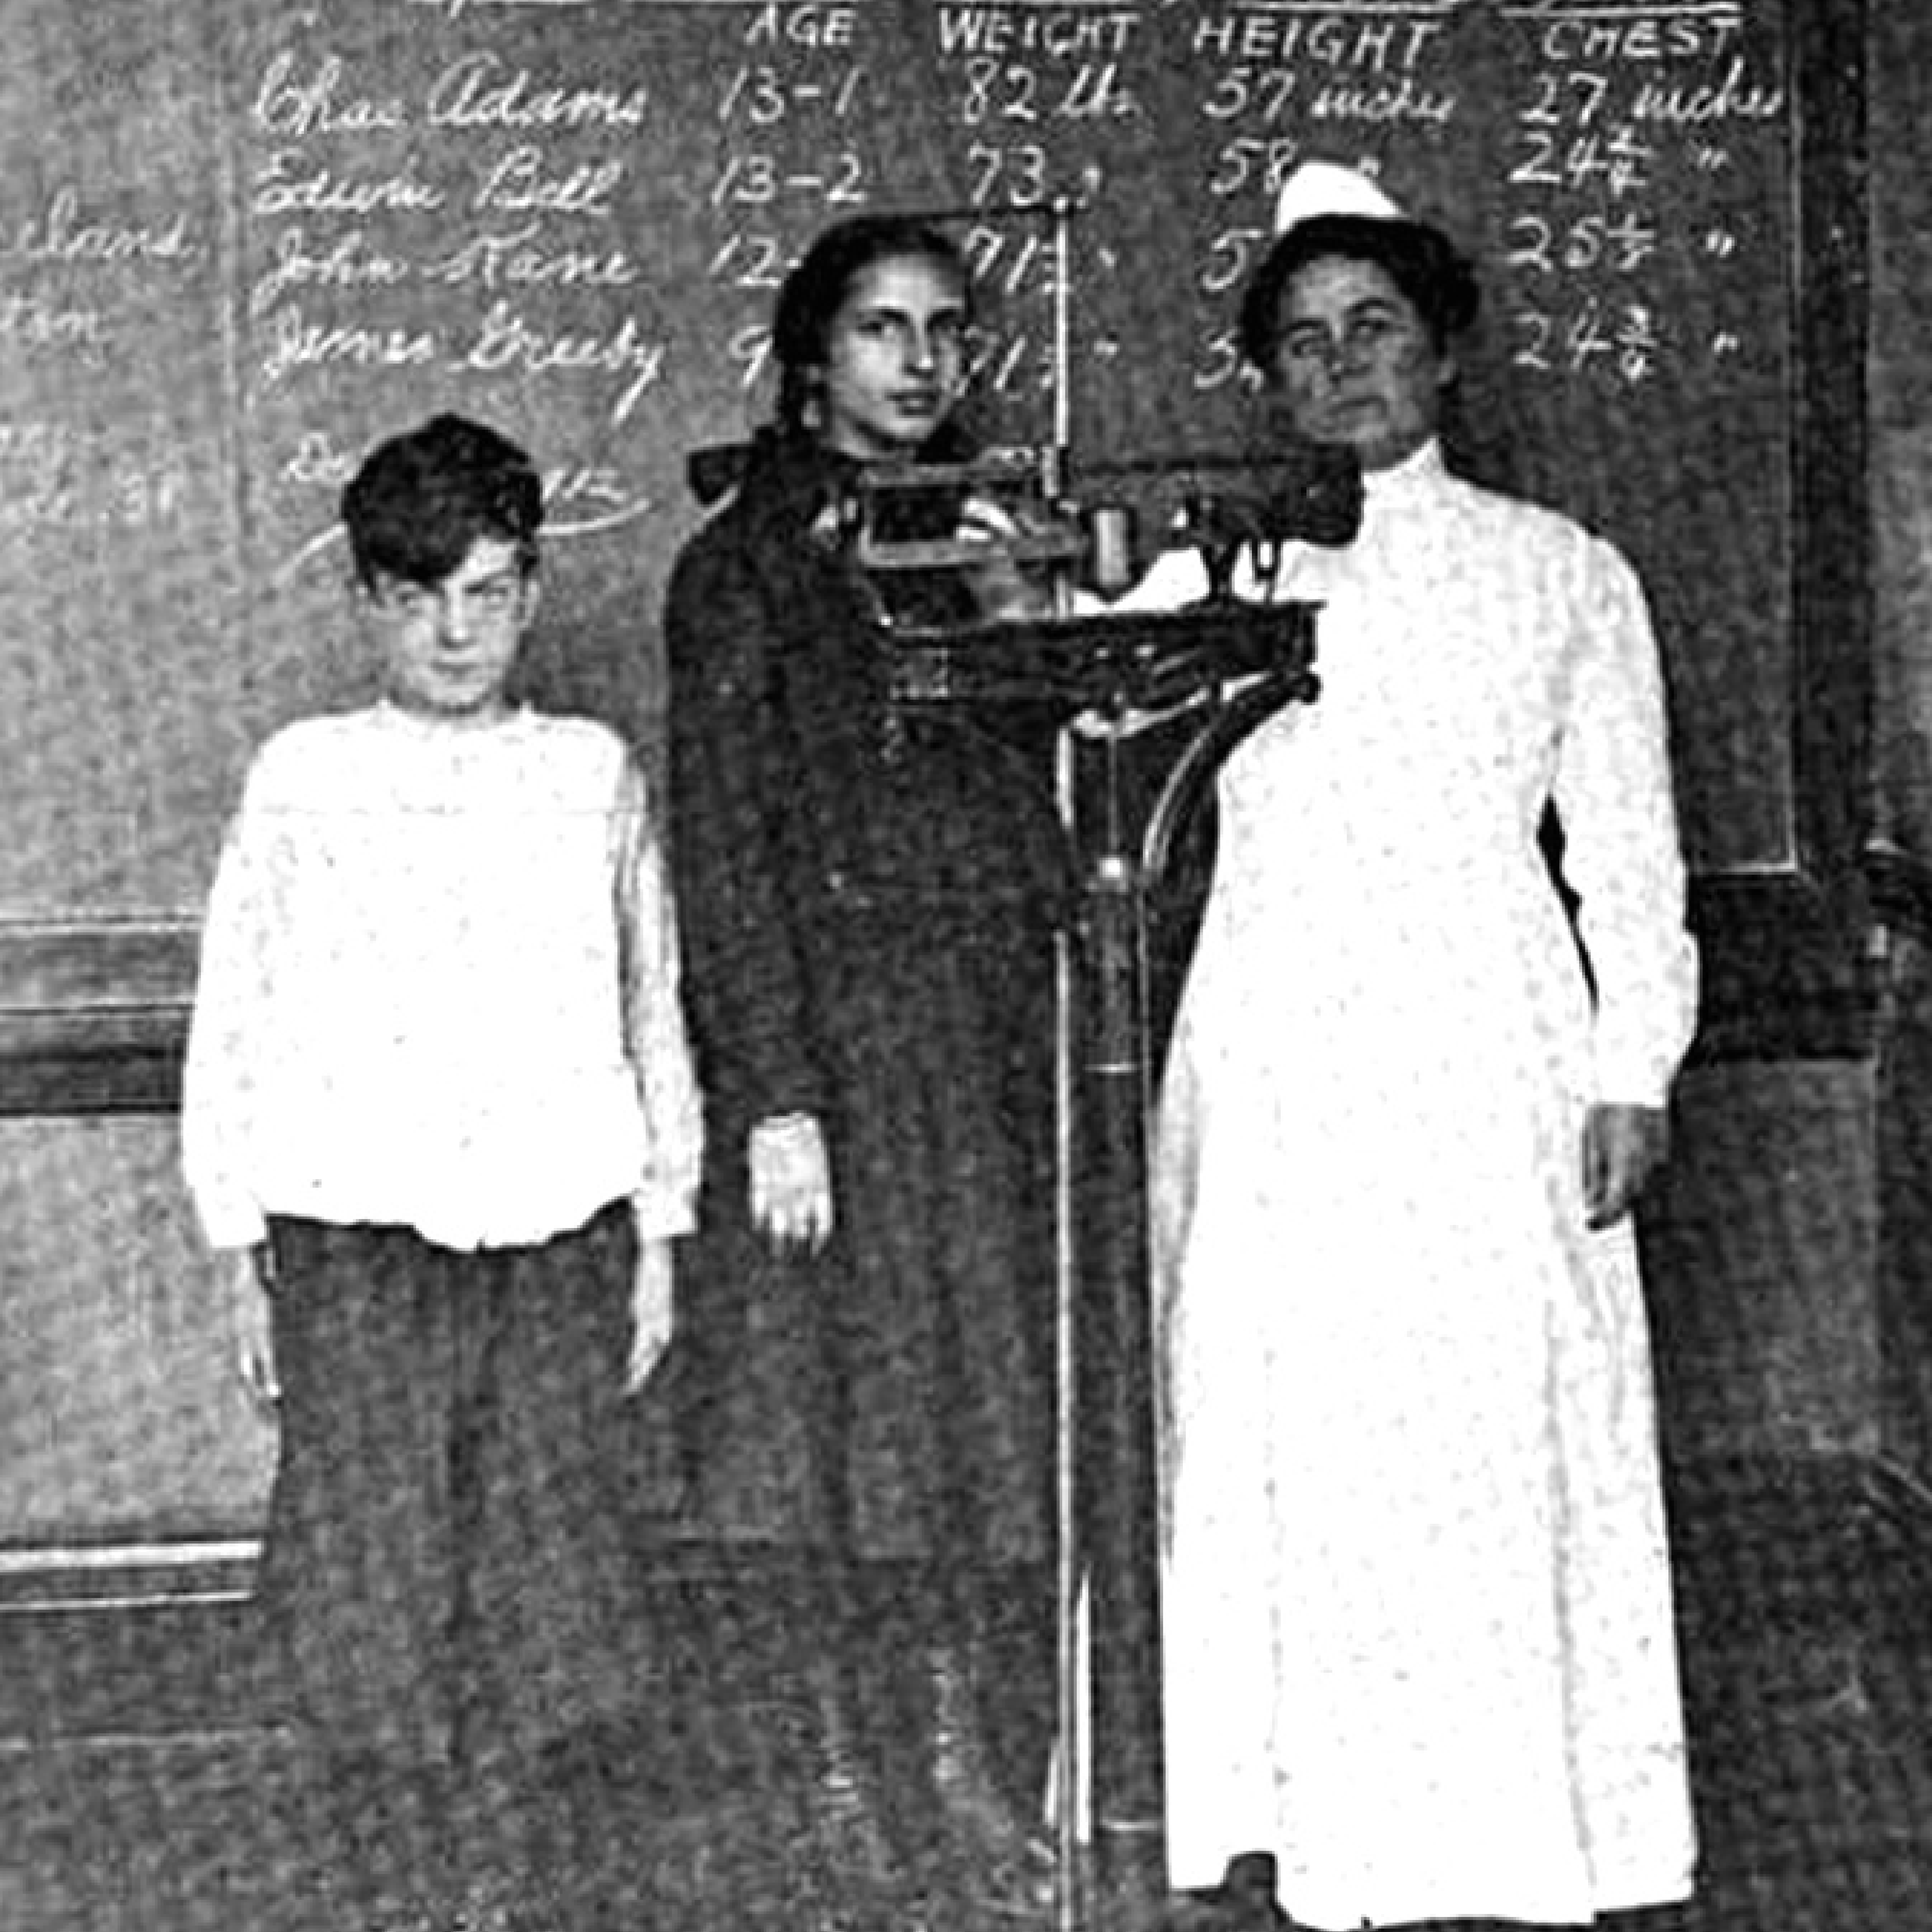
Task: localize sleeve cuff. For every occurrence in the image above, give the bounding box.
[196,1195,268,1252]
[631,1185,698,1241]
[1591,1036,1679,1112]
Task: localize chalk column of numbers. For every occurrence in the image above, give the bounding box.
[1179,3,1461,396]
[707,0,878,397]
[920,1,1148,413]
[1495,0,1774,390]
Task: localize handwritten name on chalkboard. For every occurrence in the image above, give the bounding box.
[241,31,674,579]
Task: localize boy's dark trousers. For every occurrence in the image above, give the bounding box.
[259,1206,662,1930]
[311,1728,653,1932]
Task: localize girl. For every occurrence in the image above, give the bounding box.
[663,215,1065,1926]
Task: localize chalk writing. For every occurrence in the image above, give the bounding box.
[743,3,863,50]
[270,428,654,580]
[1519,11,1744,67]
[718,62,867,123]
[252,51,410,138]
[956,57,1142,124]
[259,309,438,384]
[423,226,643,290]
[0,189,200,270]
[425,52,650,131]
[1170,0,1774,395]
[458,303,665,422]
[473,149,627,218]
[937,6,1142,60]
[252,153,448,220]
[698,0,895,409]
[1188,12,1450,69]
[240,14,690,559]
[0,416,191,540]
[920,4,1155,437]
[0,286,109,358]
[250,228,412,318]
[1630,60,1783,124]
[1495,0,1774,390]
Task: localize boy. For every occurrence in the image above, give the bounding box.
[182,413,702,1932]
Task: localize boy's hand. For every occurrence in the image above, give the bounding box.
[226,1247,279,1413]
[626,1237,674,1393]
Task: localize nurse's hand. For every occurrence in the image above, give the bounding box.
[748,1112,835,1254]
[1582,1103,1669,1229]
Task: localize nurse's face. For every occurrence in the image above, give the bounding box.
[812,254,971,462]
[1263,253,1452,471]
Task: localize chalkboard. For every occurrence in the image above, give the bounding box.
[0,0,1866,1549]
[0,0,1853,1043]
[0,0,251,917]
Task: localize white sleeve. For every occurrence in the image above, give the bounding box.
[613,755,705,1239]
[180,762,279,1251]
[1552,537,1700,1107]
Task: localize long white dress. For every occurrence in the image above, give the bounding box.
[1142,442,1699,1927]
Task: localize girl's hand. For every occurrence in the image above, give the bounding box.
[747,1113,835,1254]
[956,493,1050,620]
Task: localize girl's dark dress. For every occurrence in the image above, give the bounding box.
[664,428,1065,1567]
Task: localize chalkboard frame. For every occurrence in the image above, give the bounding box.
[1687,0,1874,1062]
[0,0,1880,1106]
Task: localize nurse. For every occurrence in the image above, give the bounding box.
[662,214,1065,1926]
[1142,163,1701,1929]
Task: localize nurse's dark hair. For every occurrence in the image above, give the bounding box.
[1238,213,1482,369]
[771,213,974,434]
[340,412,545,591]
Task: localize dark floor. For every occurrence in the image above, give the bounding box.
[5,1454,1932,1932]
[1657,1456,1932,1931]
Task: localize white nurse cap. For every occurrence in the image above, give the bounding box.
[1272,159,1406,234]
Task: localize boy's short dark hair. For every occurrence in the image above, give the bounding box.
[341,413,545,590]
[1239,213,1482,369]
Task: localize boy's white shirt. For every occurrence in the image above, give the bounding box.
[182,702,702,1254]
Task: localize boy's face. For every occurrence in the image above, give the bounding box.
[364,535,537,723]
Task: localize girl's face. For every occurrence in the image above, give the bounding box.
[1264,253,1452,472]
[811,254,971,461]
[365,534,536,725]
